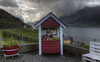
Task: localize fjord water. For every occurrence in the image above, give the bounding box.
[63,27,100,44]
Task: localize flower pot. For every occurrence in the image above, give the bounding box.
[3,46,19,55]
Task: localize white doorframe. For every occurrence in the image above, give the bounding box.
[39,25,42,55]
[57,27,59,37]
[60,26,63,55]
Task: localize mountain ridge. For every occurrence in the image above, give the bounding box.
[60,6,100,27]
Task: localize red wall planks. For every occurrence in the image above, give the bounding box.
[42,47,60,53]
[41,17,60,26]
[42,40,60,53]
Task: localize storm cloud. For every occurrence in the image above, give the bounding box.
[0,0,18,7]
[0,0,100,23]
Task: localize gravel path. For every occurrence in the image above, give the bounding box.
[0,52,82,62]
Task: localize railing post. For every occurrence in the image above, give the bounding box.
[22,35,23,44]
[74,36,76,46]
[94,38,96,42]
[0,36,1,48]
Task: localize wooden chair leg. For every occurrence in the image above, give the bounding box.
[12,56,13,58]
[18,53,20,57]
[4,54,6,60]
[82,59,87,62]
[82,56,86,62]
[93,59,96,62]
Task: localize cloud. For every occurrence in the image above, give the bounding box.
[0,0,20,20]
[0,0,18,7]
[21,0,89,23]
[86,0,100,7]
[0,0,100,24]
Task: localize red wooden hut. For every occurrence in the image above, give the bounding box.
[34,12,66,55]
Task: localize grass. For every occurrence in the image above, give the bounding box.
[1,40,37,47]
[0,28,38,47]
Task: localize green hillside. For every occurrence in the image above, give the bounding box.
[0,29,38,46]
[0,9,38,46]
[0,9,28,29]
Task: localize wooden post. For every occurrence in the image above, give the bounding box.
[39,25,42,55]
[94,38,96,42]
[60,26,63,55]
[0,36,1,48]
[22,35,23,44]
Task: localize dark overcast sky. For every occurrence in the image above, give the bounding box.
[0,0,100,23]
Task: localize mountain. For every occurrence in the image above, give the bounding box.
[60,6,100,27]
[0,9,29,29]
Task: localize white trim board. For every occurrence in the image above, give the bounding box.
[60,26,63,55]
[34,12,67,28]
[39,25,42,55]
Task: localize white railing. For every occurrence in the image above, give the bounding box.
[64,35,100,49]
